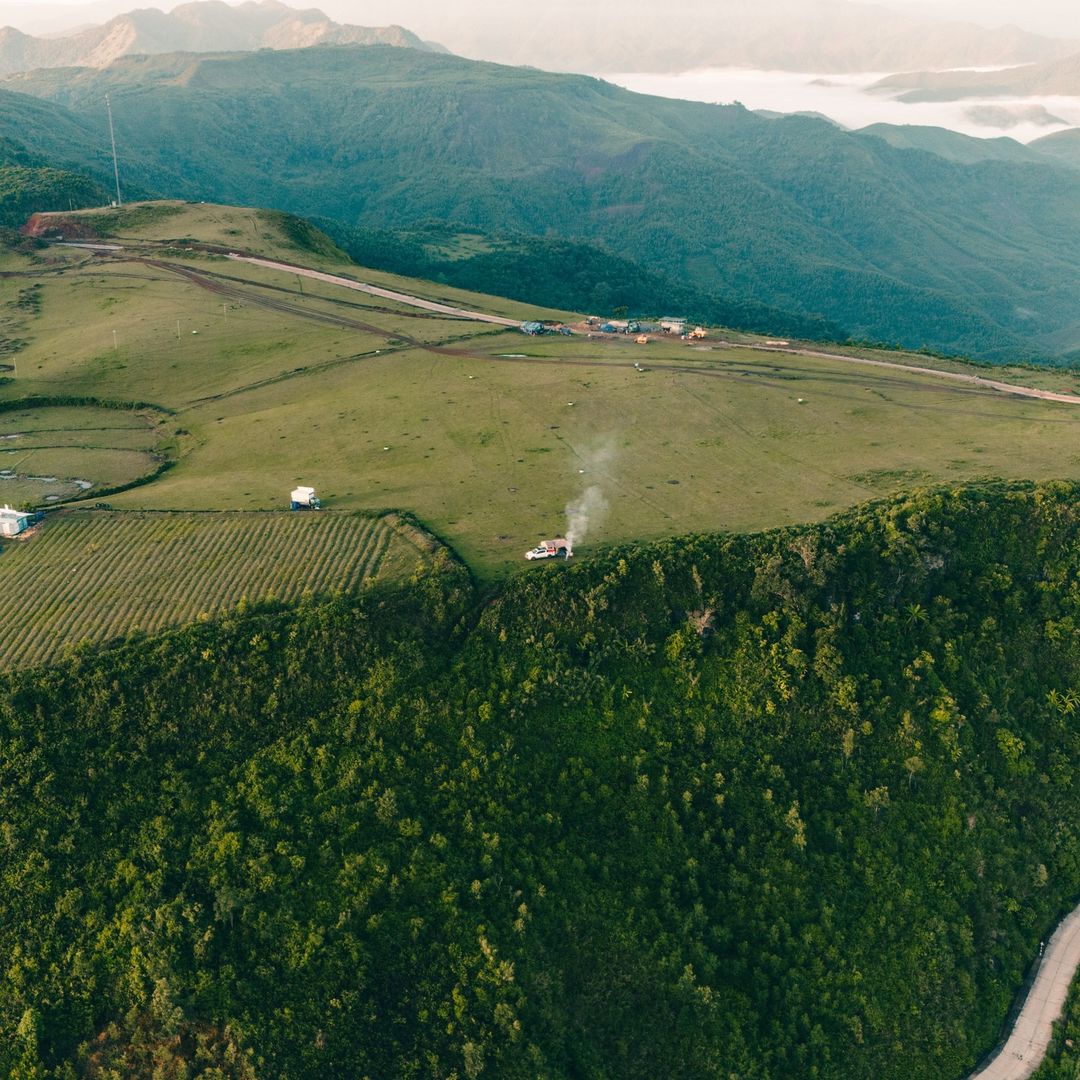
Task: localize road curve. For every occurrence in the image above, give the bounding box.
[970,904,1080,1080]
[226,254,523,327]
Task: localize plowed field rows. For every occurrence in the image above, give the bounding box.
[0,510,413,669]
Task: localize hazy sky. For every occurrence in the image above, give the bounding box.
[5,0,1080,40]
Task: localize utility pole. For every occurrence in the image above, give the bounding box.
[106,94,122,207]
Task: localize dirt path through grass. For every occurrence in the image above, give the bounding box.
[224,253,1080,408]
[713,341,1080,406]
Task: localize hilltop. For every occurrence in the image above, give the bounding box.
[0,0,441,77]
[3,201,1080,1080]
[6,46,1080,361]
[874,52,1080,102]
[3,200,1080,577]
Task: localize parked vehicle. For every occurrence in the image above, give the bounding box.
[290,486,321,510]
[525,537,573,560]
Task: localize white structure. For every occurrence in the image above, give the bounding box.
[660,317,687,334]
[0,505,31,537]
[290,486,321,510]
[525,538,573,561]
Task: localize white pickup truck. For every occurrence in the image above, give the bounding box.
[525,538,572,560]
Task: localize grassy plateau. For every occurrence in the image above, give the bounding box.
[2,199,1080,1078]
[2,201,1080,578]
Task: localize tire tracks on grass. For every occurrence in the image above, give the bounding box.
[128,257,1080,424]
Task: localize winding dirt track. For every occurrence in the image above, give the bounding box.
[712,341,1080,406]
[224,253,1080,407]
[226,253,523,327]
[121,255,1080,421]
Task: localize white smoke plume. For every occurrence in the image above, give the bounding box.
[565,485,608,553]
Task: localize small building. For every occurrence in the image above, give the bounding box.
[660,317,687,335]
[0,505,32,537]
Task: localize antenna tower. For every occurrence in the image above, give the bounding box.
[105,94,122,207]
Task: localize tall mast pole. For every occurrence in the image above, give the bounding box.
[106,94,122,207]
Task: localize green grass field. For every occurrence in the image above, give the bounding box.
[3,200,1080,579]
[0,403,165,504]
[0,509,426,669]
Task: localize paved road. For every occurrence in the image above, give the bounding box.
[970,904,1080,1079]
[226,254,523,327]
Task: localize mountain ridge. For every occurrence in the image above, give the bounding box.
[0,0,442,76]
[873,52,1080,101]
[411,0,1076,74]
[7,45,1080,361]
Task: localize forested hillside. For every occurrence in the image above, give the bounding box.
[318,219,843,338]
[7,47,1080,359]
[4,482,1080,1078]
[0,114,109,226]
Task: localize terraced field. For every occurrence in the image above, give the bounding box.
[0,510,424,669]
[0,403,167,504]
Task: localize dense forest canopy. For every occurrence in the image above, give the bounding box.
[3,481,1080,1078]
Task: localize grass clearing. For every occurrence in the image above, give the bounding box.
[0,509,427,669]
[5,200,1080,578]
[0,403,164,504]
[129,341,1080,569]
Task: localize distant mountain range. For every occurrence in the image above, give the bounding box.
[7,45,1080,362]
[0,0,1072,77]
[0,0,443,77]
[414,0,1075,75]
[874,52,1080,102]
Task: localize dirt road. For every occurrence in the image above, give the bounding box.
[712,340,1080,407]
[228,254,1080,407]
[225,254,523,327]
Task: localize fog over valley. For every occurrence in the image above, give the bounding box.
[607,68,1080,142]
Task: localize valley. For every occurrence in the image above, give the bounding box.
[12,45,1080,361]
